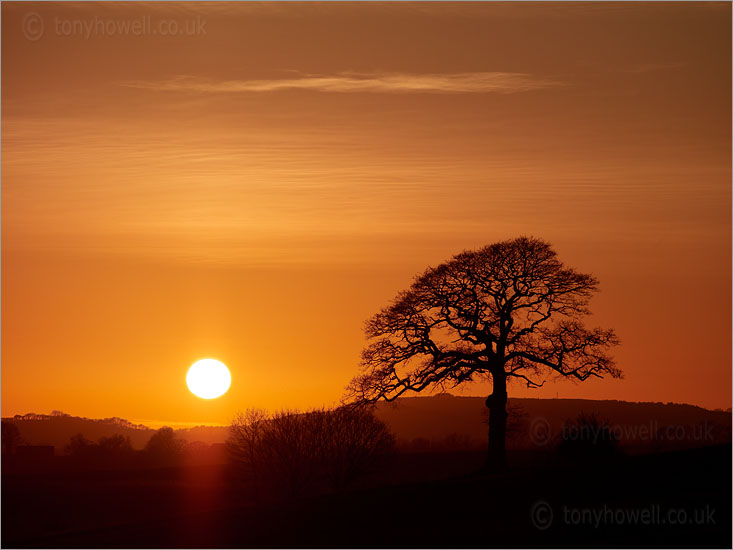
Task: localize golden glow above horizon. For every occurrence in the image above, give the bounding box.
[1,2,730,424]
[186,359,231,400]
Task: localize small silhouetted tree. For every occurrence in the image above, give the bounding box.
[65,433,95,458]
[228,407,394,498]
[98,434,134,463]
[315,406,395,489]
[346,237,621,469]
[558,412,620,461]
[65,433,135,466]
[1,421,22,455]
[144,427,185,466]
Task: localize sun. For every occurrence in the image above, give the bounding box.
[186,359,231,399]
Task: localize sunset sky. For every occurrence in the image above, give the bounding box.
[2,2,730,426]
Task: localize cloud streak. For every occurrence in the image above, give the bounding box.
[121,72,564,95]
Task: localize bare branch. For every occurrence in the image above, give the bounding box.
[345,236,621,404]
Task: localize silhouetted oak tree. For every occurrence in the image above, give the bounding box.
[347,237,621,468]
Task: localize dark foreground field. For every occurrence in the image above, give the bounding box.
[3,445,731,548]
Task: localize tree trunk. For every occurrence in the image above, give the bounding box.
[485,371,508,471]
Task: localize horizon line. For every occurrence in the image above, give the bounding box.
[3,396,730,429]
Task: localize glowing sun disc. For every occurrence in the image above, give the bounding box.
[186,359,231,399]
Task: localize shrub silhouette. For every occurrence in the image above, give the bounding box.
[64,433,135,467]
[399,433,481,452]
[98,434,134,460]
[228,406,394,498]
[144,427,185,466]
[65,433,96,458]
[314,406,396,489]
[557,412,620,461]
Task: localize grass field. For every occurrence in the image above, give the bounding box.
[3,445,730,548]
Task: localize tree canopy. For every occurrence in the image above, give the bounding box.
[347,237,621,403]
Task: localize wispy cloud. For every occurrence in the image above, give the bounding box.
[614,62,683,74]
[120,72,565,95]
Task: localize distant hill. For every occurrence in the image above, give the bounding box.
[174,425,229,445]
[1,412,228,451]
[2,412,157,450]
[374,395,732,452]
[4,397,730,454]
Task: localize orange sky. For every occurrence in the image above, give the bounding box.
[2,2,731,426]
